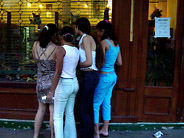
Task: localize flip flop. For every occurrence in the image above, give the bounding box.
[99,133,109,137]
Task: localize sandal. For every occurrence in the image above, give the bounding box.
[99,132,109,137]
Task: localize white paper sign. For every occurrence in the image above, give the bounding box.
[154,17,171,38]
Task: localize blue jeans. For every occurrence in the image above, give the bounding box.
[93,71,117,124]
[79,71,99,138]
[54,77,79,138]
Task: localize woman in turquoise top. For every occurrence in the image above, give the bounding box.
[94,20,122,138]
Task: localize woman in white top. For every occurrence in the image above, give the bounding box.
[75,17,99,138]
[46,26,79,138]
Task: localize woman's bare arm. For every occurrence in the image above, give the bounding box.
[79,36,93,68]
[116,48,122,66]
[46,46,65,102]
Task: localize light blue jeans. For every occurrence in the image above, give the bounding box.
[54,77,79,138]
[93,71,117,124]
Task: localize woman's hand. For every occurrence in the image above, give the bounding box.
[46,92,54,102]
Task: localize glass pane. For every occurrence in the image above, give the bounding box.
[0,0,112,82]
[145,0,177,87]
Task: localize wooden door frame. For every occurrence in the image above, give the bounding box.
[137,0,184,122]
[176,0,184,122]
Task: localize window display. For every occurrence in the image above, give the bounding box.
[0,0,112,82]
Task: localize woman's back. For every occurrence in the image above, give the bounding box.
[32,41,58,103]
[79,34,98,71]
[100,39,119,72]
[61,45,79,78]
[33,41,57,72]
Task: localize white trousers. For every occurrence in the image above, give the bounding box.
[54,77,79,138]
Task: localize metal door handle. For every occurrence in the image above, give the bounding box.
[115,87,135,92]
[122,88,135,92]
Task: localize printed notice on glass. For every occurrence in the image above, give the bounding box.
[154,17,171,38]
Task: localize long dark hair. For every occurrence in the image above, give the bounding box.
[96,43,105,70]
[96,20,118,46]
[60,26,74,43]
[38,23,58,48]
[76,17,91,35]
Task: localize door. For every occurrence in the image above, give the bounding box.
[138,0,183,122]
[111,0,183,122]
[111,0,142,122]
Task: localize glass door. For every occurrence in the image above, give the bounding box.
[138,0,183,122]
[145,0,177,87]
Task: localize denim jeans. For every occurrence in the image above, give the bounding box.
[93,71,117,124]
[54,77,79,138]
[79,71,99,138]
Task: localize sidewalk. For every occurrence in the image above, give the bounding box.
[0,119,184,138]
[0,128,184,138]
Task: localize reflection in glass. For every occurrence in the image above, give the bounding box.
[145,0,177,86]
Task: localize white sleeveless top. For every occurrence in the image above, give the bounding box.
[61,45,79,78]
[79,34,98,71]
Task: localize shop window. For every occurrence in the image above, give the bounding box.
[0,0,112,83]
[145,0,177,86]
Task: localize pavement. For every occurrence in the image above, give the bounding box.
[0,120,184,138]
[0,127,183,138]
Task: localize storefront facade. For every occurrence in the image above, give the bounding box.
[0,0,184,123]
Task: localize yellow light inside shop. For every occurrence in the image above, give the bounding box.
[106,3,110,8]
[27,3,31,7]
[39,4,43,8]
[84,4,88,8]
[46,12,52,18]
